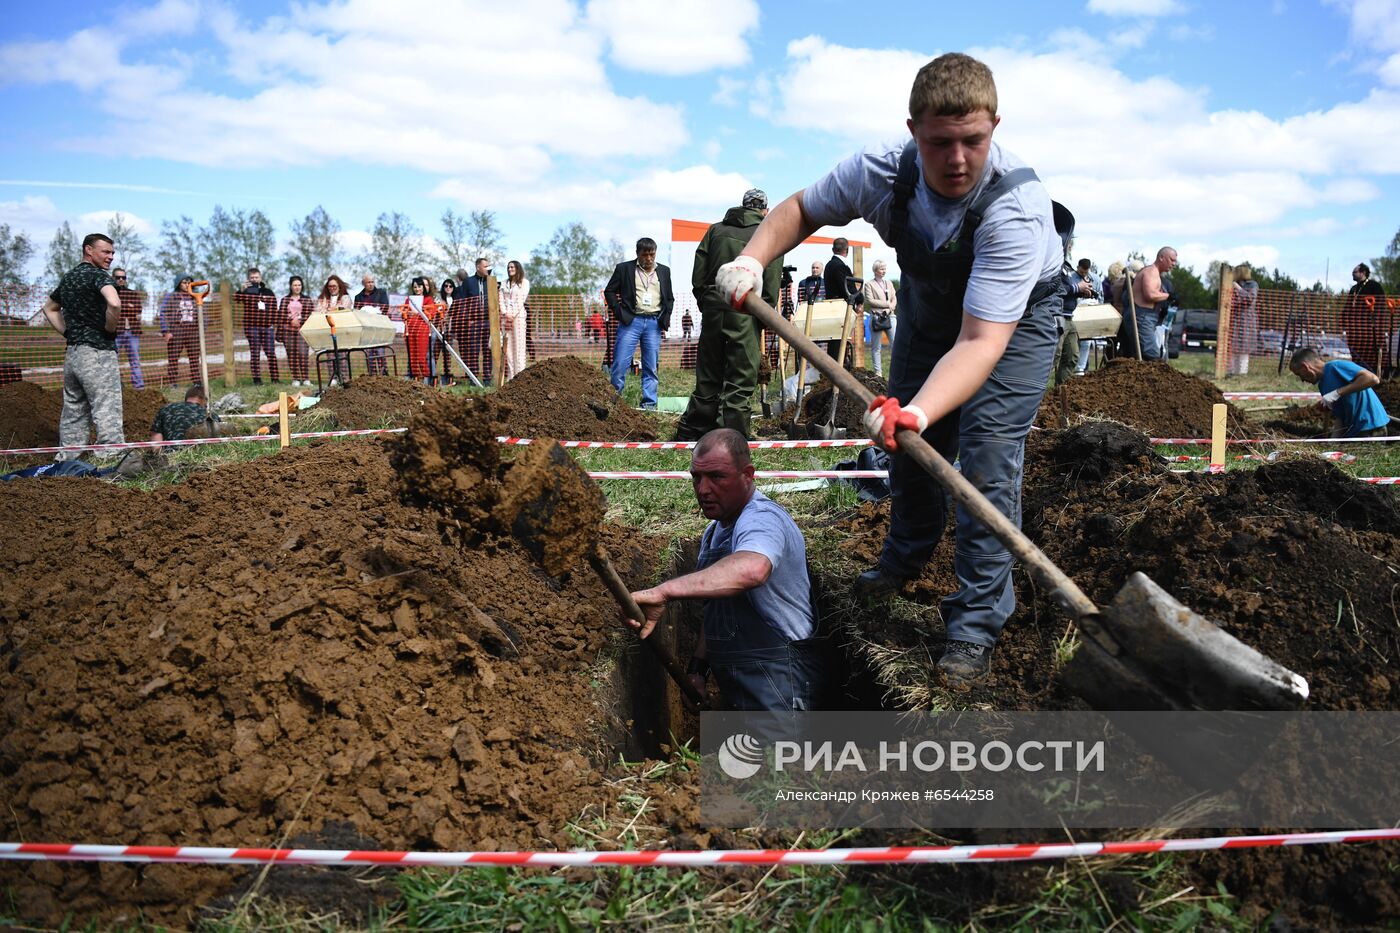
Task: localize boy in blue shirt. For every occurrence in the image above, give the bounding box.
[1290,347,1392,438]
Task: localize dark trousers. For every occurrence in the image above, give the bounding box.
[676,305,762,439]
[1119,304,1162,361]
[463,309,493,382]
[710,643,822,712]
[246,326,278,381]
[880,289,1057,647]
[165,325,200,385]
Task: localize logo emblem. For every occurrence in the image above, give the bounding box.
[717,733,764,779]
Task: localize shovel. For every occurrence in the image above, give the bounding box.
[807,302,852,439]
[787,295,818,439]
[742,291,1308,711]
[496,440,709,710]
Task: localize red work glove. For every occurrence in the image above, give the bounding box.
[863,395,929,453]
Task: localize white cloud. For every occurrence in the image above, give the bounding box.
[0,180,210,196]
[74,210,158,236]
[1086,0,1183,15]
[757,39,1399,277]
[585,0,759,75]
[0,0,689,184]
[713,76,745,106]
[435,164,753,218]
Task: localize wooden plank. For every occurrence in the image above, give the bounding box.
[486,274,502,386]
[1210,403,1227,470]
[220,280,237,388]
[1215,264,1236,380]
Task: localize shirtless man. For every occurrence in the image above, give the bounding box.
[1128,246,1176,361]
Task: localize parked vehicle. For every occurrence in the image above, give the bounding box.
[1167,308,1218,358]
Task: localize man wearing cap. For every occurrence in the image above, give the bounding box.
[675,190,783,440]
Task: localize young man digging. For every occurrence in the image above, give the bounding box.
[715,53,1062,686]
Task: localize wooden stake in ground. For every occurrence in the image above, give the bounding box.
[219,280,237,388]
[1210,402,1227,471]
[1214,263,1237,380]
[278,392,290,449]
[486,274,502,386]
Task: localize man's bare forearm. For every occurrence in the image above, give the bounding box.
[656,551,772,600]
[41,298,65,335]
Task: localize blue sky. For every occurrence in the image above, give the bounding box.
[2,0,1398,290]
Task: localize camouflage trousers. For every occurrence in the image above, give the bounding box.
[57,344,126,462]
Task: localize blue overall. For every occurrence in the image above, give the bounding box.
[697,520,821,711]
[880,145,1060,648]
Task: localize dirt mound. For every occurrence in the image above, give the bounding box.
[1036,359,1253,437]
[315,375,436,430]
[0,381,169,449]
[0,438,666,927]
[1376,378,1400,415]
[799,369,887,435]
[1260,401,1331,437]
[492,356,657,441]
[1020,428,1400,712]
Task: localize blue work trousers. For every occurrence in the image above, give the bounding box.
[880,294,1057,647]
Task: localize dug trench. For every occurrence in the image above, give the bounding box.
[2,363,1398,926]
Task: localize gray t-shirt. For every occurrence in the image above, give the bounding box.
[699,490,815,643]
[802,140,1062,324]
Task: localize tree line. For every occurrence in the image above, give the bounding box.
[0,209,632,299]
[5,212,1395,302]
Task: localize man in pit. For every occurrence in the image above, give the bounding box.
[622,428,823,711]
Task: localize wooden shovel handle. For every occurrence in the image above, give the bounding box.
[742,291,1101,622]
[590,552,709,709]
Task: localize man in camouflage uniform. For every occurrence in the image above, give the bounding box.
[40,233,125,461]
[674,189,783,440]
[149,385,214,442]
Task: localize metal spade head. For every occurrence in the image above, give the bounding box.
[1066,572,1310,711]
[494,440,606,576]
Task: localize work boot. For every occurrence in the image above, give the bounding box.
[852,567,908,603]
[938,640,991,685]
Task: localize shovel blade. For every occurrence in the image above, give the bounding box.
[1065,573,1309,711]
[806,422,847,440]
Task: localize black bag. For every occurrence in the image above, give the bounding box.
[870,309,893,332]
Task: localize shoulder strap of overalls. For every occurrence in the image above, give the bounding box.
[962,167,1039,236]
[889,140,920,239]
[890,142,1040,244]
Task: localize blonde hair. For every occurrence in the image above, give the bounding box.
[908,53,997,121]
[1107,261,1125,280]
[1232,263,1253,281]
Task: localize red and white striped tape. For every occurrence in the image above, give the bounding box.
[1162,452,1355,463]
[1151,434,1400,446]
[0,427,406,457]
[589,470,885,480]
[1,432,871,458]
[499,438,872,450]
[2,829,1396,868]
[1221,392,1316,400]
[1170,469,1400,484]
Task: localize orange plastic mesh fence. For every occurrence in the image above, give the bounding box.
[0,283,826,389]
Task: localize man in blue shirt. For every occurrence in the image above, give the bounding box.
[623,428,822,711]
[1290,347,1392,437]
